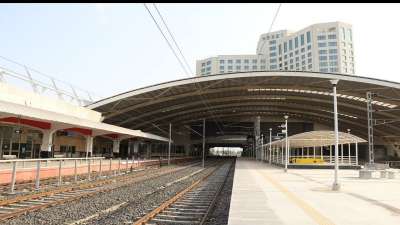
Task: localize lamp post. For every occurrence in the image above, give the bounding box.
[269,128,272,164]
[284,115,289,173]
[331,79,340,191]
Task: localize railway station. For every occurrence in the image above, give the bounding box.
[1,3,400,225]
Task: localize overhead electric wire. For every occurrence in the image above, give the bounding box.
[144,3,226,135]
[143,3,190,76]
[258,3,282,54]
[153,3,193,74]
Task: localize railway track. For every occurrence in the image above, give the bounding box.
[0,160,200,222]
[133,160,233,225]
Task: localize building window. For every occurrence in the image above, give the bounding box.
[302,60,306,65]
[206,67,211,71]
[289,40,293,50]
[270,46,276,51]
[252,59,257,64]
[260,65,266,70]
[307,45,312,50]
[228,60,233,64]
[260,59,266,64]
[270,58,277,63]
[295,37,298,48]
[270,65,277,69]
[329,55,338,60]
[319,50,327,54]
[348,28,352,41]
[342,42,346,47]
[295,57,299,62]
[308,58,312,63]
[202,62,205,67]
[201,68,205,72]
[328,42,337,47]
[301,48,305,53]
[289,52,293,57]
[228,65,233,70]
[269,40,276,45]
[330,61,338,66]
[289,59,293,64]
[244,59,249,63]
[307,31,311,43]
[295,50,299,55]
[318,42,327,47]
[301,55,305,60]
[236,65,241,70]
[284,42,287,53]
[317,35,326,40]
[290,65,294,69]
[206,61,211,65]
[252,65,257,70]
[308,64,312,69]
[300,34,305,45]
[319,56,327,61]
[342,27,346,40]
[219,60,225,64]
[219,66,224,70]
[320,68,328,72]
[236,59,241,63]
[329,49,337,54]
[330,67,338,72]
[284,61,288,66]
[270,52,276,57]
[328,34,337,39]
[307,52,312,57]
[244,65,249,70]
[296,63,300,67]
[319,62,328,67]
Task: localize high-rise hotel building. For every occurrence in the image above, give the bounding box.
[196,22,354,76]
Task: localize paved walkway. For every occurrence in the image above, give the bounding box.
[228,158,400,225]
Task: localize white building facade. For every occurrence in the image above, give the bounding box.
[196,22,354,76]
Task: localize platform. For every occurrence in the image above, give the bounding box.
[228,158,400,225]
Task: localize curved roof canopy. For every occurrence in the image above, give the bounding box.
[88,71,400,141]
[268,130,367,148]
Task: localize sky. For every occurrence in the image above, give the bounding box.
[1,3,400,101]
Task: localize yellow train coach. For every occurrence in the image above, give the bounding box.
[291,158,326,164]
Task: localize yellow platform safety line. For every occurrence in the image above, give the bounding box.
[259,171,336,225]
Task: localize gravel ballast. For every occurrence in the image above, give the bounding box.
[3,160,222,225]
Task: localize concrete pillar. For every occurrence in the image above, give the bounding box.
[41,129,55,153]
[85,136,93,158]
[112,139,120,155]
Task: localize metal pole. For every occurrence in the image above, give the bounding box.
[202,119,205,168]
[168,123,171,166]
[99,158,102,178]
[74,159,78,182]
[366,91,374,164]
[284,115,288,172]
[58,160,62,186]
[355,142,359,165]
[269,128,272,164]
[118,158,121,175]
[126,157,128,172]
[10,161,17,194]
[261,135,264,161]
[347,129,351,164]
[88,158,91,181]
[109,158,112,175]
[35,160,40,190]
[331,79,340,191]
